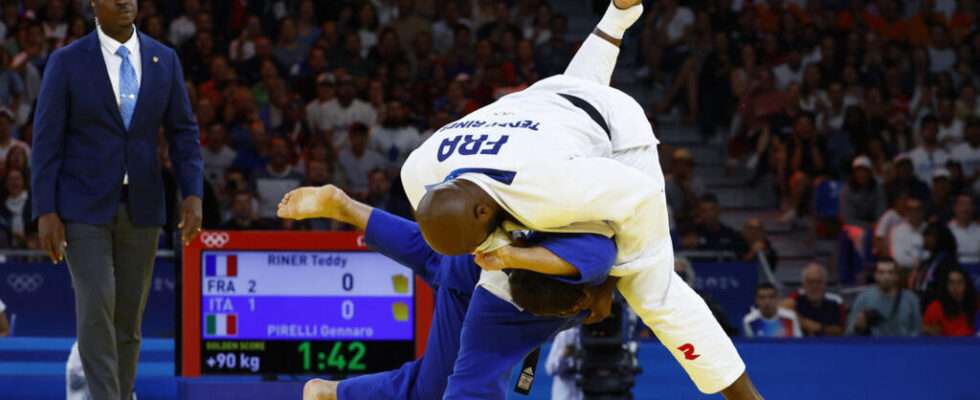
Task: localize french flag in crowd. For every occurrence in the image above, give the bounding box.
[206,313,237,336]
[205,254,238,277]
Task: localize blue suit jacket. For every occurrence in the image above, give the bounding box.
[30,30,202,227]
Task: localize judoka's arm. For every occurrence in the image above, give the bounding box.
[475,245,578,276]
[476,233,616,285]
[279,185,446,283]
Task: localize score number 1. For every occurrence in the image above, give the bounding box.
[298,341,366,372]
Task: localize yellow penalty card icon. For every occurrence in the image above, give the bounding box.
[392,274,409,293]
[392,302,409,321]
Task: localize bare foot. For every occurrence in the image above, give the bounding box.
[277,185,346,220]
[303,379,340,400]
[613,0,642,9]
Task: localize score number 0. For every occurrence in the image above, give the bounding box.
[341,273,354,320]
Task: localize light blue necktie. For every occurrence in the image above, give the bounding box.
[116,45,138,130]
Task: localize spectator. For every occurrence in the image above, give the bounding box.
[676,223,704,252]
[889,197,927,269]
[874,191,910,259]
[319,76,378,152]
[914,222,961,306]
[234,121,272,177]
[737,217,778,269]
[276,94,313,148]
[544,327,582,400]
[847,261,922,336]
[168,0,200,48]
[927,25,957,74]
[922,267,979,336]
[907,0,949,46]
[391,0,431,51]
[674,256,738,336]
[295,0,321,46]
[817,82,859,135]
[664,148,705,223]
[950,117,980,193]
[338,122,386,200]
[908,115,951,185]
[369,100,422,171]
[694,193,746,252]
[533,14,573,78]
[274,18,311,80]
[925,168,955,223]
[884,155,931,205]
[365,168,391,209]
[772,45,805,90]
[0,168,29,248]
[201,123,237,185]
[432,1,471,55]
[306,72,336,132]
[5,145,27,177]
[778,113,826,222]
[696,31,734,139]
[333,33,374,78]
[229,15,262,64]
[219,191,267,230]
[250,138,304,222]
[0,52,24,109]
[841,156,888,229]
[780,264,846,337]
[937,96,964,148]
[0,107,28,166]
[0,295,8,336]
[743,282,802,338]
[352,2,381,56]
[639,0,694,86]
[948,194,980,263]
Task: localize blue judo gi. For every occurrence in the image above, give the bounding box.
[336,209,616,400]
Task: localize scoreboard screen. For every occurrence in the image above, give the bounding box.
[181,231,433,377]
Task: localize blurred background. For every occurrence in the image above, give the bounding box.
[0,0,978,398]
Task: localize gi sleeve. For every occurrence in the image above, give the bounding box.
[365,209,445,285]
[534,232,616,287]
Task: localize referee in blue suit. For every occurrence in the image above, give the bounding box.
[30,1,203,398]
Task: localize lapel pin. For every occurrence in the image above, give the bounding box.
[152,56,158,63]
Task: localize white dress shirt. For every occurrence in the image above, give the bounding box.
[96,24,142,107]
[949,220,980,264]
[890,222,926,268]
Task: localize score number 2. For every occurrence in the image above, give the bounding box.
[298,341,366,372]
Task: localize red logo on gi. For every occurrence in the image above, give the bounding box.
[678,343,700,360]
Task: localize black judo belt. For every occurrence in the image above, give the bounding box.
[558,93,612,140]
[513,346,542,395]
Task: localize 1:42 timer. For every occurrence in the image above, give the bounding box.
[298,341,367,371]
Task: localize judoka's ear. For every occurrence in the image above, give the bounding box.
[474,203,494,222]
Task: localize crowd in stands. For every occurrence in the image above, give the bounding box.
[0,0,976,337]
[648,0,980,337]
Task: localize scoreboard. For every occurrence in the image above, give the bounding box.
[181,231,434,377]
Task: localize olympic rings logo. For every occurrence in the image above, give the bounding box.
[200,232,230,248]
[6,273,43,293]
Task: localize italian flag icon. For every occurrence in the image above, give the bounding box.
[206,313,238,336]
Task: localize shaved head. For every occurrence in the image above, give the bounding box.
[416,180,503,255]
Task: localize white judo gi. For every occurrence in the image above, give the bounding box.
[400,23,746,394]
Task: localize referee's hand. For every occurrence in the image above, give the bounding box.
[178,195,203,245]
[38,212,67,264]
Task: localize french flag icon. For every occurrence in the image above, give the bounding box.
[205,254,238,277]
